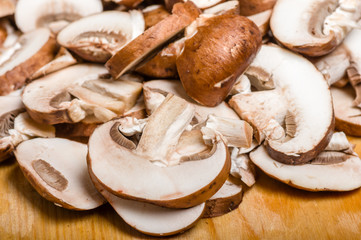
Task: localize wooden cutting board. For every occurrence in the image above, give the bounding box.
[1,137,361,239]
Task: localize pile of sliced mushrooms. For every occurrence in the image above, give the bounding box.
[1,0,361,236]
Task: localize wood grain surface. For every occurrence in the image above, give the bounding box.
[1,137,361,239]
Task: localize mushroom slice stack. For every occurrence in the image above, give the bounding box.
[15,0,103,33]
[0,28,57,95]
[88,94,230,208]
[14,138,105,210]
[176,14,262,106]
[22,64,142,125]
[230,44,334,165]
[105,2,201,79]
[90,172,205,237]
[250,132,361,191]
[271,0,361,57]
[57,10,145,63]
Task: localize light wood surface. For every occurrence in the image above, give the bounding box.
[1,137,361,239]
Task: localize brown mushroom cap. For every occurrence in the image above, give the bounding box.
[176,14,262,107]
[238,0,276,16]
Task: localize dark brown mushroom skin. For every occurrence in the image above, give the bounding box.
[176,15,262,107]
[238,0,276,16]
[143,6,170,30]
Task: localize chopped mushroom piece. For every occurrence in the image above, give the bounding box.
[230,148,256,187]
[14,138,105,210]
[88,94,230,208]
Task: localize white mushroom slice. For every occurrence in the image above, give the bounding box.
[123,94,146,119]
[201,115,253,148]
[325,131,352,151]
[105,2,200,79]
[229,74,251,95]
[203,180,243,218]
[331,85,361,136]
[250,144,361,191]
[14,112,55,138]
[0,28,57,95]
[14,138,105,209]
[90,173,205,237]
[230,149,256,187]
[0,19,20,49]
[203,1,240,16]
[247,9,272,37]
[0,0,16,18]
[88,94,230,208]
[30,47,77,80]
[57,11,144,63]
[22,64,142,125]
[271,0,361,57]
[143,79,239,123]
[230,45,334,164]
[15,0,103,33]
[103,0,143,9]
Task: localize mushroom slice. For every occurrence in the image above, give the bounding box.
[57,10,144,63]
[230,45,334,164]
[143,5,170,30]
[143,79,240,122]
[271,0,361,57]
[14,138,105,209]
[230,149,256,187]
[15,0,103,33]
[105,2,200,79]
[22,64,142,124]
[0,28,57,95]
[30,47,77,80]
[331,85,361,136]
[0,0,16,18]
[88,94,230,208]
[90,172,205,237]
[238,0,276,16]
[247,10,272,37]
[203,180,243,218]
[203,1,240,16]
[103,0,143,9]
[249,138,361,191]
[177,14,262,106]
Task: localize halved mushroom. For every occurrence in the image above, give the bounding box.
[105,2,200,79]
[176,14,262,106]
[143,5,170,30]
[15,0,103,33]
[30,47,77,80]
[57,10,144,63]
[90,171,205,237]
[22,64,142,124]
[0,28,57,95]
[0,0,16,18]
[238,0,276,16]
[14,138,105,209]
[331,85,361,136]
[230,44,334,164]
[250,132,361,191]
[88,94,230,208]
[270,0,361,57]
[203,179,243,218]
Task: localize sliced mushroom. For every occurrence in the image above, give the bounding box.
[238,0,276,16]
[143,5,170,30]
[247,9,272,37]
[22,64,142,124]
[15,0,103,33]
[103,0,143,9]
[176,14,262,106]
[143,79,240,123]
[88,94,230,208]
[30,47,77,80]
[203,179,243,218]
[230,149,256,187]
[90,171,205,237]
[55,122,98,139]
[57,10,144,63]
[0,0,16,18]
[230,45,334,164]
[0,28,57,95]
[105,2,200,79]
[203,1,240,16]
[331,85,361,136]
[0,19,20,50]
[271,0,361,56]
[249,133,361,191]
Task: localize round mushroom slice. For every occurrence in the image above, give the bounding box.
[57,10,145,63]
[15,0,103,33]
[270,0,361,57]
[14,138,105,210]
[250,143,361,191]
[176,14,262,106]
[229,45,334,164]
[0,28,57,95]
[90,172,205,237]
[88,94,231,208]
[105,2,200,79]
